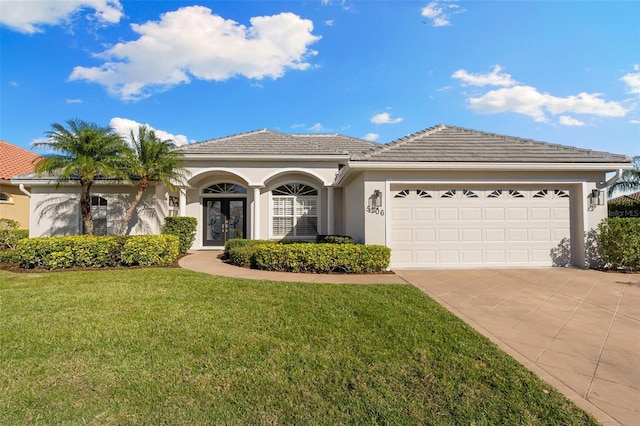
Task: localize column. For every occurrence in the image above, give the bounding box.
[179,188,187,216]
[253,187,261,239]
[327,186,334,235]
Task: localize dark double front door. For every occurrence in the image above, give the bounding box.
[203,198,246,246]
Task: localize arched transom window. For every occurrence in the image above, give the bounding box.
[203,182,247,194]
[272,183,318,238]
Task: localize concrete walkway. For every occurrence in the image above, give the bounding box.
[178,250,406,284]
[180,251,639,425]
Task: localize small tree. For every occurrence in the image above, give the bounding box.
[33,119,130,235]
[608,156,640,196]
[118,125,189,235]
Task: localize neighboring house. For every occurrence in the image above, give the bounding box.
[608,191,640,218]
[0,141,40,229]
[12,124,633,268]
[609,191,640,203]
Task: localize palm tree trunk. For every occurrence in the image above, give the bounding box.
[119,185,146,235]
[80,180,94,235]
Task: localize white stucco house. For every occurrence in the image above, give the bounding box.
[12,124,633,269]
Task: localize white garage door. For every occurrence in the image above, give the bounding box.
[390,187,571,268]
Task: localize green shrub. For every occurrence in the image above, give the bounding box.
[225,239,276,267]
[162,216,197,254]
[15,235,178,269]
[0,249,19,263]
[121,235,179,266]
[254,243,390,274]
[316,234,357,244]
[0,218,28,250]
[598,217,640,270]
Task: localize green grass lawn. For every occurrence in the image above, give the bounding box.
[0,268,596,425]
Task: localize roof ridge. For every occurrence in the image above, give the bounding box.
[352,124,447,160]
[190,128,270,146]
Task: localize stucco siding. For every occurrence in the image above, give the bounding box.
[342,173,365,243]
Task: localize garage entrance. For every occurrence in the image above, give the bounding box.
[389,186,571,267]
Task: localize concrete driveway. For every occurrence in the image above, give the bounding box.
[395,268,640,426]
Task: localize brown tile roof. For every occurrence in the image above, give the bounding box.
[609,191,640,203]
[352,124,632,163]
[0,141,41,180]
[179,129,377,156]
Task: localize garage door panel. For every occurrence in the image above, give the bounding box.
[390,186,571,267]
[391,229,412,242]
[508,228,528,242]
[391,208,412,221]
[485,228,506,242]
[507,208,528,220]
[438,208,459,220]
[531,228,552,241]
[415,250,436,264]
[462,229,482,242]
[439,229,459,242]
[415,208,436,221]
[415,229,436,242]
[461,208,482,221]
[485,208,505,220]
[531,207,551,220]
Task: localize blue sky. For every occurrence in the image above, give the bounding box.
[1,0,639,157]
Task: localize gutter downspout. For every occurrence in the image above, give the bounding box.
[18,184,31,197]
[604,169,623,187]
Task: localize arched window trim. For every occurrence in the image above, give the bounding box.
[0,192,12,203]
[201,182,247,195]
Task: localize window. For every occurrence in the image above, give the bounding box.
[168,196,179,217]
[272,183,318,237]
[203,183,247,194]
[394,189,410,198]
[417,190,432,198]
[91,196,108,235]
[0,192,11,203]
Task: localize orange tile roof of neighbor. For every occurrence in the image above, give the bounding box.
[0,141,41,180]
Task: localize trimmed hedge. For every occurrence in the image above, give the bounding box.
[15,235,179,270]
[162,216,197,254]
[316,234,357,244]
[598,217,640,270]
[254,243,390,274]
[0,218,28,251]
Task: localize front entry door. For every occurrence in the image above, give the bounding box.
[203,198,246,246]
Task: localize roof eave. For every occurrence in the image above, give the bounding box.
[346,161,634,171]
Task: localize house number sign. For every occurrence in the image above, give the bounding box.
[366,206,385,216]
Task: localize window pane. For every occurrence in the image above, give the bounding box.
[273,217,294,237]
[296,196,317,216]
[296,216,317,236]
[273,197,294,216]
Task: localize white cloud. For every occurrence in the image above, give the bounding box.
[364,133,379,142]
[558,115,585,126]
[69,6,321,101]
[621,65,640,95]
[109,117,193,146]
[0,0,123,34]
[421,1,464,27]
[451,65,516,87]
[309,123,325,131]
[630,119,640,124]
[324,20,334,26]
[65,98,83,104]
[456,66,630,123]
[370,112,403,125]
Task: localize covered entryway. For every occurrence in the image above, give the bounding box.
[390,186,571,267]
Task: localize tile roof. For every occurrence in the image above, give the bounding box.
[352,124,632,163]
[0,141,41,180]
[609,191,640,203]
[179,129,377,156]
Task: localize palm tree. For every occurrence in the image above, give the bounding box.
[608,156,640,197]
[34,119,130,235]
[118,125,189,235]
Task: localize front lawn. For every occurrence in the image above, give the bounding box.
[0,269,596,425]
